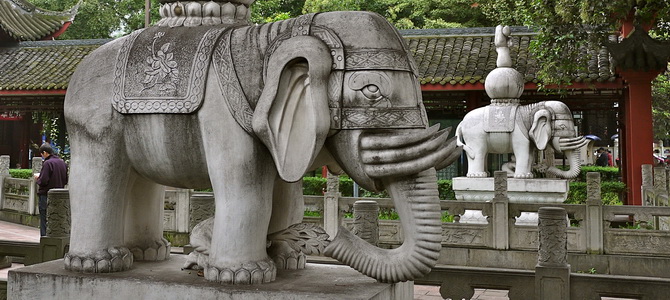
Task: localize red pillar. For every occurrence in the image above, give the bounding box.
[620,71,658,205]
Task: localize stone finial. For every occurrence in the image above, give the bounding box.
[484,25,524,101]
[586,172,601,205]
[537,207,568,267]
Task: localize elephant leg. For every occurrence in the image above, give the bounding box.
[65,134,134,273]
[268,179,306,270]
[466,147,488,178]
[512,145,535,178]
[123,170,170,261]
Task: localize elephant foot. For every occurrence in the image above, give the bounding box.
[514,172,534,179]
[466,172,488,178]
[268,241,307,269]
[129,238,171,261]
[204,257,277,284]
[64,247,133,273]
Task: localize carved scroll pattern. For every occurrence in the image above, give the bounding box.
[537,209,568,267]
[46,190,70,237]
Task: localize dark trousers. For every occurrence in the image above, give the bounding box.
[38,194,48,236]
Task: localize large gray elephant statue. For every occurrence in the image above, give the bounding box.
[455,100,588,178]
[63,2,459,285]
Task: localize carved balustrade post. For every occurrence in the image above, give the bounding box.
[535,207,570,300]
[492,171,509,250]
[654,166,668,206]
[323,170,341,238]
[585,172,603,254]
[352,200,379,246]
[642,164,654,206]
[41,188,71,262]
[0,155,9,209]
[189,193,215,231]
[29,157,43,215]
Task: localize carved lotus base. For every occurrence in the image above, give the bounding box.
[64,247,133,273]
[268,241,307,270]
[129,238,171,261]
[204,257,277,284]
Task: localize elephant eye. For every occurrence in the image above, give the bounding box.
[361,84,382,99]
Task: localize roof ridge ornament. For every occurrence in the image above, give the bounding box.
[156,1,254,27]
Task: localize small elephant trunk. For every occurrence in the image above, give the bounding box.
[324,168,442,283]
[545,149,581,179]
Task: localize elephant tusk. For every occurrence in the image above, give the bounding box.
[363,140,456,178]
[360,124,442,150]
[559,136,588,150]
[360,128,450,164]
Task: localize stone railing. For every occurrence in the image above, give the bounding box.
[305,171,670,258]
[0,156,41,216]
[642,164,669,207]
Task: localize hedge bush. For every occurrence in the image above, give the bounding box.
[303,176,455,200]
[565,181,626,205]
[9,169,32,179]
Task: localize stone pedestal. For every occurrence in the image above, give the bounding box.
[452,177,569,203]
[9,255,413,300]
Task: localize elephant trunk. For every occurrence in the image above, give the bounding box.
[324,168,442,282]
[547,137,588,179]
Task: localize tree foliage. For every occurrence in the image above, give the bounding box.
[28,0,161,39]
[478,0,670,85]
[653,72,670,141]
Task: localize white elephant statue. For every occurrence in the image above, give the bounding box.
[455,100,588,178]
[63,5,460,285]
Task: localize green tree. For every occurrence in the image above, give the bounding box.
[478,0,670,85]
[28,0,161,39]
[302,0,493,29]
[653,72,670,141]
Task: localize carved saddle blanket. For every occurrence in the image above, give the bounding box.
[484,105,518,133]
[113,26,230,114]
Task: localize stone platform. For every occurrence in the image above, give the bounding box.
[8,255,412,300]
[452,177,569,203]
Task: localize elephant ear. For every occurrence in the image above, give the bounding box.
[252,36,332,183]
[530,109,551,151]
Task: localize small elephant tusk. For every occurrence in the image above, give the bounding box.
[360,124,442,150]
[559,136,588,150]
[360,129,450,164]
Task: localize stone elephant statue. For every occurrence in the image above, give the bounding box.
[455,100,588,178]
[63,7,460,285]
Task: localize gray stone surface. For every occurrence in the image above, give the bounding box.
[9,256,413,300]
[452,177,570,203]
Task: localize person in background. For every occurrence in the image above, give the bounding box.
[34,144,68,236]
[607,150,614,167]
[595,148,608,167]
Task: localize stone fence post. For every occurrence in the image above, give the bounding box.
[352,200,379,246]
[323,170,340,238]
[29,157,43,215]
[535,207,570,300]
[642,164,654,206]
[41,188,71,262]
[654,166,668,206]
[585,172,603,254]
[492,171,509,250]
[0,155,9,209]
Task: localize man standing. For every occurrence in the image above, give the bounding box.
[595,148,609,167]
[34,144,68,236]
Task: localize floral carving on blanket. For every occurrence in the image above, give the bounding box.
[143,32,180,92]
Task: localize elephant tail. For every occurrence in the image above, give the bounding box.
[455,124,475,160]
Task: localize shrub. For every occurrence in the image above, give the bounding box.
[9,169,32,179]
[565,181,626,205]
[303,176,455,200]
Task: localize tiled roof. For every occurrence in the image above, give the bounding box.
[0,0,78,41]
[0,27,617,92]
[401,27,618,86]
[0,39,110,91]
